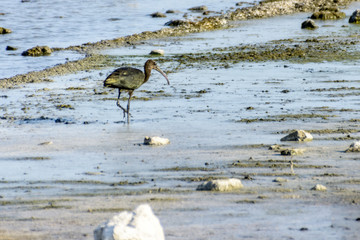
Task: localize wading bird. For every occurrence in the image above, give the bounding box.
[104,60,169,123]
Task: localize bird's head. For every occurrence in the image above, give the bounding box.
[145,60,170,85]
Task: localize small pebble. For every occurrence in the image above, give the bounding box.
[311,184,327,191]
[150,49,165,55]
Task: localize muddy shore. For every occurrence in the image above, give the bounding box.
[0,0,360,239]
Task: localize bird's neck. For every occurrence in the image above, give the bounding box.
[144,67,151,83]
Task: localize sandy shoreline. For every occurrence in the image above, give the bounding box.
[0,0,360,239]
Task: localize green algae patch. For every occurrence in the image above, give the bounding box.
[65,87,87,91]
[0,198,73,206]
[87,207,130,213]
[159,166,216,172]
[14,156,50,161]
[236,113,337,123]
[230,159,332,169]
[56,104,75,110]
[180,176,228,182]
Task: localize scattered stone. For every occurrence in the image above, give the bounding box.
[197,178,243,191]
[188,5,208,11]
[150,12,166,18]
[22,45,52,56]
[269,144,284,151]
[150,49,164,55]
[273,177,287,183]
[311,184,327,191]
[166,10,179,14]
[164,19,189,27]
[311,7,346,20]
[144,136,170,146]
[349,9,360,24]
[281,148,305,156]
[301,19,318,29]
[345,141,360,152]
[84,172,103,175]
[280,130,313,142]
[94,204,165,240]
[0,27,12,34]
[6,46,18,51]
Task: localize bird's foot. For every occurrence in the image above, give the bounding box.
[122,110,132,118]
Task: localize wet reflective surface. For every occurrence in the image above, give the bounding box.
[0,1,360,239]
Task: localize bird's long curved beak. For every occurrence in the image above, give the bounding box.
[155,67,170,85]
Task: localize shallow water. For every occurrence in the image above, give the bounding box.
[0,1,360,240]
[0,0,255,78]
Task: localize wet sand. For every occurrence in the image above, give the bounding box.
[1,1,360,240]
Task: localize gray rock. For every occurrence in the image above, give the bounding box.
[311,184,327,191]
[349,9,360,24]
[165,19,189,27]
[281,148,305,156]
[311,7,346,20]
[144,136,170,146]
[280,130,313,142]
[22,45,52,56]
[345,141,360,152]
[301,19,318,29]
[150,12,166,18]
[150,49,165,55]
[94,204,165,240]
[0,27,12,34]
[273,177,287,183]
[188,5,208,11]
[6,46,17,51]
[197,178,243,191]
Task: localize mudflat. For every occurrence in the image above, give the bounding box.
[0,0,359,239]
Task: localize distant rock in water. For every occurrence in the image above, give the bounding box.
[6,46,18,51]
[165,19,189,27]
[150,12,166,18]
[281,130,313,142]
[166,9,180,14]
[22,46,52,56]
[188,5,208,11]
[349,9,360,24]
[0,27,12,34]
[301,19,318,29]
[310,7,346,20]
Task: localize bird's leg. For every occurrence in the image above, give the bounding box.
[116,89,127,118]
[126,91,134,123]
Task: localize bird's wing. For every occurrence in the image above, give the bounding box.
[104,67,145,90]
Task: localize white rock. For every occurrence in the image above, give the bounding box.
[311,184,327,191]
[346,141,360,152]
[144,136,170,146]
[149,49,164,55]
[94,204,164,240]
[280,130,313,142]
[273,177,287,183]
[196,178,243,191]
